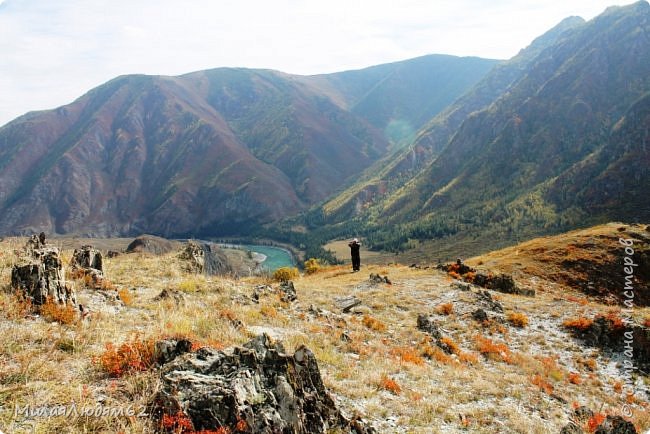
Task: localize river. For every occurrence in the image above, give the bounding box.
[243,245,295,271]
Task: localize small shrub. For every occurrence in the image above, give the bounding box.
[97,336,155,378]
[458,351,479,365]
[475,336,510,363]
[40,300,77,325]
[436,302,453,316]
[613,381,623,393]
[303,258,321,275]
[378,374,401,395]
[448,271,461,280]
[602,311,625,330]
[563,317,593,331]
[160,410,194,432]
[568,372,582,385]
[586,413,606,432]
[117,288,133,306]
[362,315,387,332]
[531,374,554,395]
[643,316,650,328]
[507,312,529,328]
[260,305,278,318]
[273,267,299,282]
[439,336,460,355]
[389,346,425,365]
[421,341,453,365]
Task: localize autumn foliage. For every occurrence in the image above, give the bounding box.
[98,336,155,377]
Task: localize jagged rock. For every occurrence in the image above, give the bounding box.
[472,309,489,322]
[107,250,120,258]
[179,240,232,275]
[369,273,391,285]
[476,290,504,313]
[70,245,104,275]
[573,406,594,422]
[154,339,193,365]
[594,416,637,434]
[335,295,362,313]
[560,422,584,434]
[279,280,297,302]
[153,334,375,433]
[11,242,76,306]
[417,314,441,339]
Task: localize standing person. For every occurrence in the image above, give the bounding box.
[348,238,361,272]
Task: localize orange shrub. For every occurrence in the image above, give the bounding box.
[448,271,461,280]
[378,374,401,395]
[563,317,593,331]
[506,312,529,328]
[531,374,554,395]
[439,336,460,355]
[458,351,479,365]
[436,302,454,316]
[644,316,650,328]
[475,336,510,362]
[390,346,425,365]
[568,372,582,385]
[566,295,588,306]
[98,336,155,377]
[421,341,454,365]
[603,311,625,330]
[586,413,606,432]
[362,315,387,332]
[40,300,77,325]
[160,410,194,432]
[117,288,133,306]
[613,381,623,393]
[463,271,476,283]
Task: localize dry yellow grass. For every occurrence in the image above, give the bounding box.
[0,234,648,433]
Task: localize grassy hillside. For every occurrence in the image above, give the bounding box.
[1,226,648,432]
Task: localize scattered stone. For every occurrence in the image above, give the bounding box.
[335,295,362,313]
[416,314,441,339]
[454,282,472,291]
[106,250,120,258]
[279,280,297,302]
[153,289,185,305]
[560,422,584,434]
[11,237,76,306]
[369,273,391,285]
[573,406,594,422]
[472,309,489,323]
[153,334,375,433]
[252,285,274,303]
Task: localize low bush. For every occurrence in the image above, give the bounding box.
[273,267,299,282]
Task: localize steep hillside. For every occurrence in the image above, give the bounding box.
[319,16,585,224]
[0,55,495,238]
[1,228,648,432]
[360,1,650,256]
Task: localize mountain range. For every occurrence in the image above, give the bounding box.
[1,1,649,261]
[319,1,650,257]
[0,55,495,237]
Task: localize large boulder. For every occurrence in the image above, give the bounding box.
[11,236,76,306]
[153,334,374,433]
[126,235,179,255]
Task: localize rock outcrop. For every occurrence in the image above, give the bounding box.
[153,334,375,434]
[178,241,232,275]
[10,235,76,305]
[126,235,179,255]
[70,245,104,275]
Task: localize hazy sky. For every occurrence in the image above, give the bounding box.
[0,0,638,126]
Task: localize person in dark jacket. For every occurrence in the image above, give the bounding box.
[348,238,361,272]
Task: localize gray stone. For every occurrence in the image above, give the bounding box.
[153,334,375,433]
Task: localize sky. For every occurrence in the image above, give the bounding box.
[0,0,639,127]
